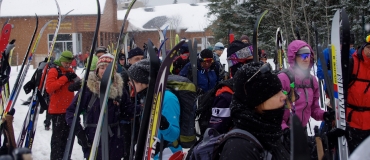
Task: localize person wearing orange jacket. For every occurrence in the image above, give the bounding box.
[45,50,79,160]
[346,35,370,154]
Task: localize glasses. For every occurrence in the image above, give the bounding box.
[247,63,272,83]
[200,58,214,63]
[61,55,74,61]
[298,53,310,59]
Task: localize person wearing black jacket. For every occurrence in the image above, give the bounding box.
[220,62,290,160]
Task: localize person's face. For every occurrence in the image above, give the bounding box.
[215,50,223,57]
[119,58,125,66]
[128,55,144,65]
[364,45,370,58]
[200,58,214,70]
[295,53,310,70]
[259,91,287,110]
[98,64,107,78]
[96,52,105,58]
[61,61,71,69]
[129,79,148,93]
[242,39,249,44]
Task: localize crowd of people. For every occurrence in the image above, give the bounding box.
[12,33,370,160]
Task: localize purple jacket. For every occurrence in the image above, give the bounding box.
[278,40,324,130]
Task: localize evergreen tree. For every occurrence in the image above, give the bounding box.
[173,0,177,4]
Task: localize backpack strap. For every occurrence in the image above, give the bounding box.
[216,129,272,160]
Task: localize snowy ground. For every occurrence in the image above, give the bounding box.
[9,66,83,160]
[8,58,324,159]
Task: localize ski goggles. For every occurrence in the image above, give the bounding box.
[200,58,214,63]
[247,62,272,83]
[297,53,310,59]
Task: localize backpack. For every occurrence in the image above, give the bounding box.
[166,75,197,148]
[278,69,314,106]
[195,79,234,137]
[187,128,272,160]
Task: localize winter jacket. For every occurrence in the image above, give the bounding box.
[65,72,135,160]
[220,137,266,160]
[45,61,75,114]
[346,50,370,130]
[278,40,324,130]
[179,60,218,93]
[154,90,182,159]
[316,47,355,91]
[208,79,234,134]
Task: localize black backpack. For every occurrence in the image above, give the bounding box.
[195,79,234,137]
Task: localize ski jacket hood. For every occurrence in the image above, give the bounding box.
[87,72,123,99]
[287,40,315,70]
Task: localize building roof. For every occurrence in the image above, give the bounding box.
[0,0,107,17]
[118,3,215,32]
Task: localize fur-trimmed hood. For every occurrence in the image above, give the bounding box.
[87,72,124,99]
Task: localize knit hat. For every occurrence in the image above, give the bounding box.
[95,46,107,55]
[240,35,250,42]
[179,43,189,54]
[365,35,370,46]
[96,53,114,69]
[199,49,213,59]
[232,62,282,108]
[128,47,144,59]
[227,40,249,57]
[128,59,150,84]
[214,42,224,50]
[297,46,310,55]
[59,50,74,63]
[119,53,125,60]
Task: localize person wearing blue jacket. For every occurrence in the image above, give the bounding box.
[316,46,356,91]
[179,49,219,93]
[127,59,182,159]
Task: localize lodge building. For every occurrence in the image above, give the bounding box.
[0,0,213,67]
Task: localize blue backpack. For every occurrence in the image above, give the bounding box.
[187,128,272,160]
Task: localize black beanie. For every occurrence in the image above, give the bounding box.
[128,47,144,59]
[227,40,249,57]
[179,43,189,54]
[200,49,213,58]
[128,59,150,84]
[232,62,282,108]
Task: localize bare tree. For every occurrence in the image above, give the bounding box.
[142,0,149,7]
[168,14,182,33]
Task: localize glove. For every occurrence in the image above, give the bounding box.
[323,110,335,123]
[65,72,77,81]
[68,80,82,92]
[326,128,345,138]
[76,129,91,148]
[23,81,35,94]
[159,115,169,130]
[326,128,345,149]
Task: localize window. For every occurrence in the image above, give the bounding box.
[48,33,73,59]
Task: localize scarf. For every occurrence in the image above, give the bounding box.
[232,102,290,160]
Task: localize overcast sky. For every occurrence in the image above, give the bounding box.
[146,0,199,6]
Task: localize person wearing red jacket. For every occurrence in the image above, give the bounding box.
[45,50,78,160]
[346,35,370,153]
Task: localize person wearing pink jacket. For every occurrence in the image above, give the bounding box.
[278,40,334,140]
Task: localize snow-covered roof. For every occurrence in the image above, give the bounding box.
[118,3,215,32]
[0,0,106,17]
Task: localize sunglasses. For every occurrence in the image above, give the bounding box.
[298,53,310,59]
[61,55,74,61]
[247,63,272,83]
[200,58,214,63]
